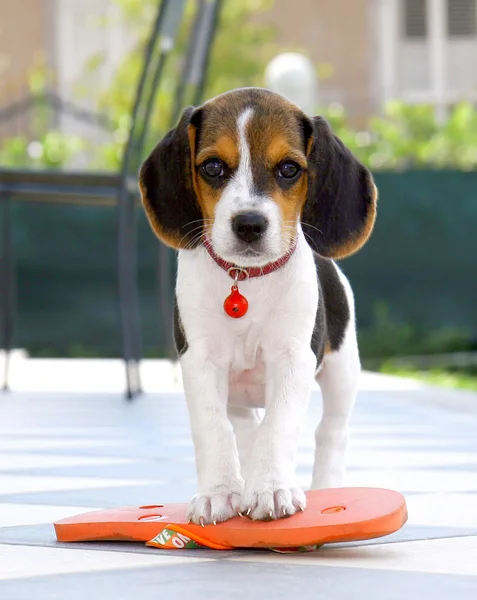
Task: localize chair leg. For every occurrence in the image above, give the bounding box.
[124,359,141,400]
[131,359,142,397]
[118,189,142,399]
[1,193,15,393]
[2,352,10,392]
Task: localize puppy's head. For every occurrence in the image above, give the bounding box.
[139,88,377,265]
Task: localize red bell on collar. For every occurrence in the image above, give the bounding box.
[224,285,249,318]
[203,236,297,319]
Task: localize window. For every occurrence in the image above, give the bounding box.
[404,0,427,38]
[447,0,477,36]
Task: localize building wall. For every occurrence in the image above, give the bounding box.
[399,38,477,99]
[260,0,374,123]
[52,0,135,148]
[0,0,135,146]
[0,0,132,105]
[52,0,134,107]
[1,0,374,136]
[0,0,51,138]
[375,0,477,110]
[0,0,50,100]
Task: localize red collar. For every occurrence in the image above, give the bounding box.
[203,237,297,281]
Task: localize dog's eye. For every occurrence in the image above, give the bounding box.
[201,159,224,178]
[278,161,301,179]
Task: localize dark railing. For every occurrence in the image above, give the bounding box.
[0,0,223,398]
[0,91,115,136]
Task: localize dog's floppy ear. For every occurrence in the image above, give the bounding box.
[301,116,377,259]
[139,106,203,249]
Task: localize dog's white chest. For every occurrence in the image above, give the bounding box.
[228,324,267,408]
[230,321,261,371]
[176,236,319,409]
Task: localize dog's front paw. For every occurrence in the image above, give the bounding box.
[241,480,306,521]
[187,485,243,525]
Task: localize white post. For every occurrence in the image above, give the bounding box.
[377,0,399,107]
[264,53,318,115]
[428,0,447,123]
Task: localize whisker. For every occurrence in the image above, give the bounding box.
[303,231,319,252]
[301,221,324,236]
[180,218,213,230]
[182,231,206,250]
[280,220,321,252]
[178,225,206,247]
[183,238,203,251]
[180,224,205,236]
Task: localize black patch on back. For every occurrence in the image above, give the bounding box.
[311,275,327,366]
[173,296,188,356]
[311,253,350,363]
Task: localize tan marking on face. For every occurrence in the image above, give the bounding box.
[264,133,307,245]
[186,123,218,235]
[195,179,221,236]
[265,135,307,170]
[324,341,332,356]
[196,135,239,169]
[269,175,308,247]
[247,122,309,249]
[192,117,243,234]
[189,89,311,249]
[278,180,308,246]
[306,135,314,157]
[187,124,200,199]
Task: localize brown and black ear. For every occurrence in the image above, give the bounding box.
[139,106,203,249]
[302,116,377,259]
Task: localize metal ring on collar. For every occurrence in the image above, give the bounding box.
[227,266,249,282]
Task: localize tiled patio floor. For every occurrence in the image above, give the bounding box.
[0,358,476,599]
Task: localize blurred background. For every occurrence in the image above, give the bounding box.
[1,0,476,394]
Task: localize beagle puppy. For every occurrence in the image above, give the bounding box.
[139,87,377,525]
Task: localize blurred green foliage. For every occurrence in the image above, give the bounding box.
[324,100,477,171]
[91,0,277,168]
[0,0,277,169]
[0,131,84,168]
[4,97,477,172]
[358,302,475,361]
[0,66,85,168]
[379,363,477,392]
[3,0,477,172]
[2,0,477,172]
[1,0,476,364]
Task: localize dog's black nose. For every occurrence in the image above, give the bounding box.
[232,212,268,243]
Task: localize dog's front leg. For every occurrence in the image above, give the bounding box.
[181,346,243,525]
[241,343,316,520]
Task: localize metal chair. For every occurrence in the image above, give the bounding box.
[0,0,223,398]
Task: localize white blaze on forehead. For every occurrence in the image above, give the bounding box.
[234,108,254,197]
[211,105,284,265]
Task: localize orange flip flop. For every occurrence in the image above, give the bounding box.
[54,487,407,550]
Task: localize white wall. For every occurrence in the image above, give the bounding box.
[447,38,477,91]
[377,0,477,107]
[51,0,137,151]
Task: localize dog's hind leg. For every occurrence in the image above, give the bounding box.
[227,405,262,481]
[311,317,360,490]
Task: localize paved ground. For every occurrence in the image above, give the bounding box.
[0,358,476,599]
